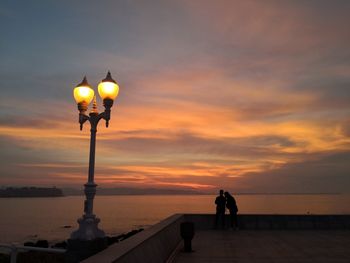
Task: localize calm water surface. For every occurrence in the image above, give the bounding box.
[0,194,349,243]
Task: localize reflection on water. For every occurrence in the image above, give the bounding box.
[0,194,349,243]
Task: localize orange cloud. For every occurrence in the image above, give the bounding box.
[1,1,350,192]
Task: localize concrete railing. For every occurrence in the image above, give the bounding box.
[185,214,350,230]
[83,214,350,263]
[0,244,66,263]
[82,214,185,263]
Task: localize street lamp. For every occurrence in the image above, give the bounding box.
[71,71,119,240]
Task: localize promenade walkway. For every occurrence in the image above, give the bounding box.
[174,230,350,263]
[83,214,350,263]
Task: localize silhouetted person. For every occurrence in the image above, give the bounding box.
[215,189,226,228]
[225,191,238,229]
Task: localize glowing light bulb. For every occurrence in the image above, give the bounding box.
[73,77,94,105]
[98,71,119,100]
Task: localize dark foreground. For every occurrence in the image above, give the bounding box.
[3,214,348,262]
[0,229,144,263]
[83,214,350,263]
[173,230,350,263]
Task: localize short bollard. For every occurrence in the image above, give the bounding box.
[180,222,195,252]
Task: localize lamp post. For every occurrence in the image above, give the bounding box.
[71,71,119,240]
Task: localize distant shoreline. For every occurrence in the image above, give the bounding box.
[0,186,343,197]
[0,187,63,198]
[62,187,343,196]
[231,193,342,195]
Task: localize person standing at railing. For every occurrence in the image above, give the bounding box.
[225,191,239,230]
[215,189,226,228]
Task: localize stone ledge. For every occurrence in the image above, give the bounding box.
[184,214,350,230]
[82,214,185,263]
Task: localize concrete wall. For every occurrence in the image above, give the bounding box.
[82,214,350,263]
[82,214,185,263]
[185,214,350,230]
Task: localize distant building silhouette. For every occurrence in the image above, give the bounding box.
[0,187,63,197]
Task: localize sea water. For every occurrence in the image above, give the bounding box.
[0,194,349,243]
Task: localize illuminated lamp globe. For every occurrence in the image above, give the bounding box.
[98,71,119,101]
[73,76,94,105]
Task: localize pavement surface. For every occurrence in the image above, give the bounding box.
[173,230,350,263]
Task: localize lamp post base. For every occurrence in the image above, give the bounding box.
[70,214,105,240]
[66,236,107,263]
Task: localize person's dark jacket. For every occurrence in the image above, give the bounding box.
[226,195,238,213]
[215,195,226,213]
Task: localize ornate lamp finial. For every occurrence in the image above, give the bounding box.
[91,96,98,114]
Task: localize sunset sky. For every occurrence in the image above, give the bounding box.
[0,0,350,193]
